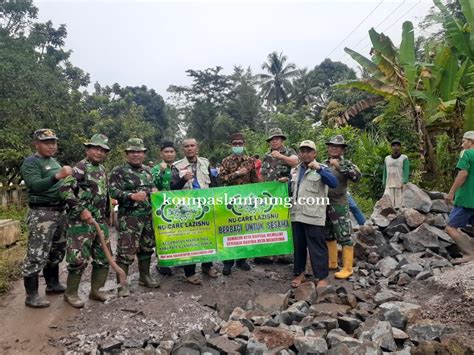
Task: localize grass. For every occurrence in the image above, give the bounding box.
[0,207,27,294]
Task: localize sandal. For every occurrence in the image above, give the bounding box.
[186,274,202,285]
[291,274,305,288]
[202,267,218,278]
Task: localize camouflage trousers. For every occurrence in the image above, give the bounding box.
[116,213,154,265]
[66,221,110,275]
[22,209,67,277]
[326,203,353,246]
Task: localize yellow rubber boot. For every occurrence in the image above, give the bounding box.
[327,240,338,270]
[335,246,354,279]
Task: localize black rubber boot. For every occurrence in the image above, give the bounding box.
[43,264,66,294]
[89,266,109,302]
[24,274,50,308]
[138,258,160,288]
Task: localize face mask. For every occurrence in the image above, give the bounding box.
[232,146,244,155]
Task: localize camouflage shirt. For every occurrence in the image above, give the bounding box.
[59,159,109,223]
[108,163,154,214]
[325,157,361,204]
[261,146,297,181]
[218,154,259,186]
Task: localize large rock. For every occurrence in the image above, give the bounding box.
[400,263,423,277]
[373,289,402,305]
[294,336,328,355]
[254,293,288,313]
[310,303,350,317]
[371,195,397,228]
[280,301,309,325]
[403,183,433,213]
[403,224,442,252]
[357,320,397,352]
[379,308,408,330]
[207,336,242,354]
[251,326,295,350]
[378,302,422,324]
[376,256,398,277]
[337,316,362,334]
[403,209,426,228]
[219,321,248,339]
[312,316,339,330]
[172,331,206,353]
[406,323,446,344]
[430,199,451,213]
[327,328,363,348]
[245,338,268,355]
[294,282,316,303]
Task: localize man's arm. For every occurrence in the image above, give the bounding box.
[108,167,132,203]
[382,161,387,187]
[20,158,61,192]
[170,166,187,190]
[446,170,468,203]
[59,165,87,219]
[318,167,338,188]
[402,157,410,184]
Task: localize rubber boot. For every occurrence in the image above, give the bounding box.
[63,272,84,308]
[138,258,160,288]
[335,246,354,279]
[43,264,66,294]
[24,274,50,308]
[327,240,338,270]
[117,263,130,297]
[89,266,109,302]
[450,230,474,264]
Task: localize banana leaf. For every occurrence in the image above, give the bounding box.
[464,97,474,131]
[399,21,417,90]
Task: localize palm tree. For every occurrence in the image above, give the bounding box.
[256,51,298,109]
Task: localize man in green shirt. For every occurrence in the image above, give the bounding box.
[446,131,474,264]
[20,129,73,308]
[151,141,176,275]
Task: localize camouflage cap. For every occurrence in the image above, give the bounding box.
[125,138,147,152]
[33,129,58,141]
[84,134,110,151]
[266,128,287,142]
[299,140,317,151]
[326,135,347,147]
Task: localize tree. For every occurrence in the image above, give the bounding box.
[256,51,297,109]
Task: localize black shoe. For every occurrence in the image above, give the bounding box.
[43,264,66,294]
[157,266,172,276]
[24,275,50,308]
[222,264,232,276]
[236,260,251,271]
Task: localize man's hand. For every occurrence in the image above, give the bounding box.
[160,162,167,172]
[237,167,248,176]
[152,187,158,193]
[278,177,289,183]
[131,191,148,202]
[271,150,283,159]
[184,171,194,181]
[308,161,321,170]
[80,209,93,225]
[329,159,340,170]
[445,192,454,204]
[55,166,73,180]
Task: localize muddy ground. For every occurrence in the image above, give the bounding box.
[0,229,473,354]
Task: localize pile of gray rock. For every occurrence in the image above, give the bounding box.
[160,282,467,355]
[354,183,460,289]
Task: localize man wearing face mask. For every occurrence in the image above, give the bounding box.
[60,134,111,308]
[218,132,260,275]
[109,138,160,297]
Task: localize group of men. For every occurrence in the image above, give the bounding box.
[19,127,474,309]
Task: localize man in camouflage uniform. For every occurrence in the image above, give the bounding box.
[261,128,299,183]
[171,138,219,284]
[60,134,111,308]
[151,141,176,275]
[109,138,159,297]
[259,128,298,263]
[20,129,72,308]
[219,132,260,275]
[325,135,361,279]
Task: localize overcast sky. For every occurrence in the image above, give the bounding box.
[36,0,433,99]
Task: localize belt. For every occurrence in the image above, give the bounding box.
[29,205,65,212]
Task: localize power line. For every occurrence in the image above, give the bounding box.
[341,0,422,64]
[338,0,407,62]
[325,0,385,59]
